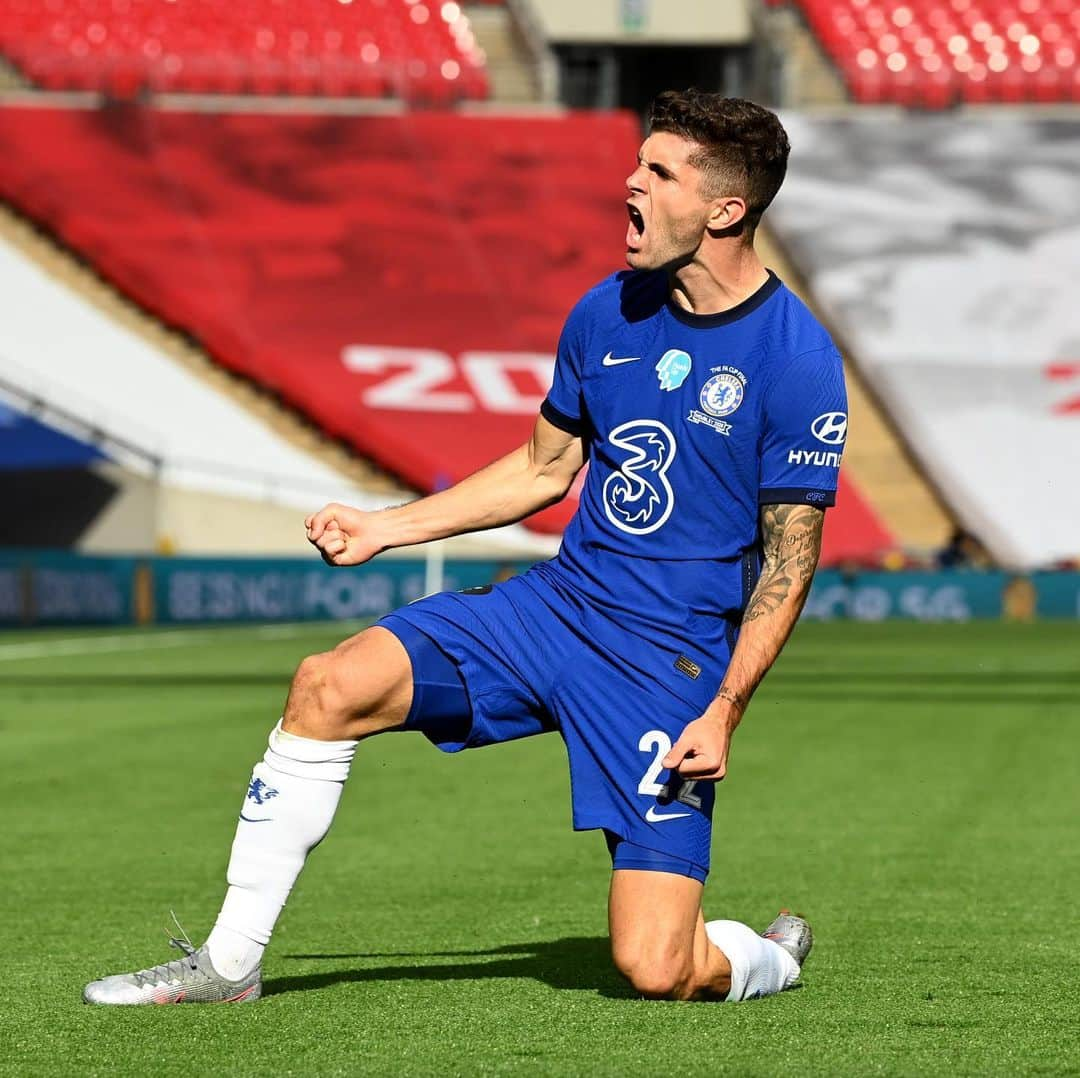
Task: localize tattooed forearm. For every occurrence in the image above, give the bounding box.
[743,572,794,623]
[742,504,825,624]
[703,504,826,725]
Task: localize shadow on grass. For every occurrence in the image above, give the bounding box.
[268,937,634,998]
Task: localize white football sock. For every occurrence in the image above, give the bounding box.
[205,720,357,980]
[705,919,800,1002]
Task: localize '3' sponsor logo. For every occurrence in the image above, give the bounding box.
[602,420,677,535]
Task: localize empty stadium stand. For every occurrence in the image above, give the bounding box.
[0,211,398,550]
[0,0,489,101]
[782,0,1080,105]
[755,227,953,555]
[0,203,560,558]
[0,397,107,473]
[0,104,897,564]
[771,112,1080,569]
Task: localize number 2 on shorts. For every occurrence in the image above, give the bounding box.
[637,729,702,809]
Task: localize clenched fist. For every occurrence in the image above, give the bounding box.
[305,503,388,567]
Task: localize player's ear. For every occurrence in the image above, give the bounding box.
[706,195,748,234]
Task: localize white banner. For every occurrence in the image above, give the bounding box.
[772,114,1080,569]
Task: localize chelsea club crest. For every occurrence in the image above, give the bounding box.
[699,367,746,418]
[687,366,747,436]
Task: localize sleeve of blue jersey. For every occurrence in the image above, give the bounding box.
[541,290,593,436]
[758,344,847,509]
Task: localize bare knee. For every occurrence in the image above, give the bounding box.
[286,652,350,737]
[291,652,341,719]
[612,942,696,1001]
[284,631,409,741]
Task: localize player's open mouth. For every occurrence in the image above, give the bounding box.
[626,203,645,248]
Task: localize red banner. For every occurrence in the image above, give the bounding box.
[0,106,891,561]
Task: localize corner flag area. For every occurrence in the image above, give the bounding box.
[5,620,1078,1076]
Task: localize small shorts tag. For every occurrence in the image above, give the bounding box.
[674,655,701,680]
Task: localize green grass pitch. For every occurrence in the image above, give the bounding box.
[3,619,1079,1077]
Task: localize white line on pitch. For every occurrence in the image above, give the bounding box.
[0,621,348,662]
[254,621,365,639]
[0,630,218,661]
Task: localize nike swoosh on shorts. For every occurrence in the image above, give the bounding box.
[645,806,692,822]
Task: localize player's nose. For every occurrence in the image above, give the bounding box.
[626,164,646,193]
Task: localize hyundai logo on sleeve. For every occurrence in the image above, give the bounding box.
[811,412,848,445]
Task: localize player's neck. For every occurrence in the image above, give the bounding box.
[666,245,769,318]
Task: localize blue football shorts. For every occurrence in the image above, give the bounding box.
[378,564,731,882]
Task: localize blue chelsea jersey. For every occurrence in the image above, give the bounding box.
[536,268,847,658]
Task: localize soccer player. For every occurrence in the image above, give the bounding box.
[84,90,844,1005]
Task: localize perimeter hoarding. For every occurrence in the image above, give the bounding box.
[1,554,1078,626]
[153,557,526,625]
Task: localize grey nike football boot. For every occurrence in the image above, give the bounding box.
[761,910,813,967]
[83,934,261,1005]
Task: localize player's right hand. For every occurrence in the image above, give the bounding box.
[304,503,385,567]
[662,713,736,782]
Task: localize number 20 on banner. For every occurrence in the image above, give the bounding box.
[342,346,556,415]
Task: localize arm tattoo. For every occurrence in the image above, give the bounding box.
[742,504,825,624]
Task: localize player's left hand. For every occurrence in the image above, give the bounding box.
[662,713,737,781]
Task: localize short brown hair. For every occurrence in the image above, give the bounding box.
[648,90,790,227]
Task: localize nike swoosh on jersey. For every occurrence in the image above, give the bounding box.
[602,352,641,366]
[645,806,692,823]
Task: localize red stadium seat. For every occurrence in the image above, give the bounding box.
[788,0,1076,105]
[0,0,488,101]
